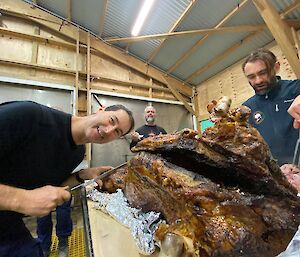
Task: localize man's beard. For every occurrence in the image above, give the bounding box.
[254,75,277,95]
[146,116,155,123]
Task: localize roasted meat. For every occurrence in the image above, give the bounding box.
[281,164,300,193]
[101,106,300,257]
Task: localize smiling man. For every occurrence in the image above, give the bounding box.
[242,48,300,166]
[0,100,134,256]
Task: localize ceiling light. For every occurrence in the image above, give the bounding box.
[131,0,155,36]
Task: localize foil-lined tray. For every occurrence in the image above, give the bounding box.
[87,188,164,255]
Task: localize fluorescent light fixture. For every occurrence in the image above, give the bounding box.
[131,0,155,36]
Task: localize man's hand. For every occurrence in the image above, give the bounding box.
[78,166,113,187]
[130,131,143,141]
[288,95,300,129]
[0,184,71,217]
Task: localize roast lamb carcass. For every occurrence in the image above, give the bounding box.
[101,105,300,257]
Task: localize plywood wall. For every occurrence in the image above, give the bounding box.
[196,43,298,121]
[0,14,179,117]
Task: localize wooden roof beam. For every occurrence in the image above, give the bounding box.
[187,5,300,82]
[0,26,87,52]
[252,0,300,77]
[188,31,261,84]
[67,0,72,21]
[280,0,300,18]
[105,24,265,44]
[98,0,108,37]
[147,0,198,63]
[0,0,192,98]
[162,75,195,115]
[167,0,249,74]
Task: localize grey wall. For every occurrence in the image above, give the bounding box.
[0,82,73,113]
[91,94,193,167]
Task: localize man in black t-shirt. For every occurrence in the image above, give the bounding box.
[130,105,167,149]
[0,101,134,257]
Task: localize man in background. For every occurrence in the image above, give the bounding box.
[130,105,167,149]
[242,48,300,166]
[36,160,88,257]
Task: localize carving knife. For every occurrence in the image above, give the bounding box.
[70,161,128,191]
[292,131,300,166]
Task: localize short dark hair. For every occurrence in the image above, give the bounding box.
[105,104,135,135]
[242,48,277,75]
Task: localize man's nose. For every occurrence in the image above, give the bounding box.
[104,125,117,134]
[254,74,264,84]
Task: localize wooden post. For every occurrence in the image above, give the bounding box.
[86,31,91,163]
[252,0,300,77]
[291,27,300,58]
[75,27,79,115]
[192,87,201,133]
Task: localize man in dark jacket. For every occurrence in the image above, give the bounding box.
[242,48,300,166]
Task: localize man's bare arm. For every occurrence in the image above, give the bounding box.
[0,184,71,217]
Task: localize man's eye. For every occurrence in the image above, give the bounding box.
[247,75,255,80]
[258,70,268,76]
[110,117,115,125]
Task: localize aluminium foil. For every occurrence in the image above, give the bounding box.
[87,188,164,255]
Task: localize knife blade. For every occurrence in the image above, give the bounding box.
[70,161,128,191]
[292,131,300,166]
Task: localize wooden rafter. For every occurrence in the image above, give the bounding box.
[67,0,72,21]
[280,0,300,18]
[0,0,192,99]
[147,0,197,63]
[162,76,195,115]
[105,24,265,44]
[98,0,108,37]
[186,3,300,83]
[291,27,300,57]
[286,19,300,29]
[187,31,260,84]
[0,26,88,51]
[167,0,249,74]
[252,0,300,77]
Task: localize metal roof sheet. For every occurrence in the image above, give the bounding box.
[23,0,300,87]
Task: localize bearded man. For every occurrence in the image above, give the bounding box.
[242,48,300,166]
[130,105,167,149]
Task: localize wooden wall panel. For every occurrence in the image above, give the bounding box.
[0,13,184,117]
[0,35,33,62]
[196,43,298,120]
[38,44,86,72]
[91,54,152,87]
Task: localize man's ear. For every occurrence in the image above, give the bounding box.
[274,61,280,74]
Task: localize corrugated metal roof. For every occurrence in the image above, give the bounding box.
[24,0,300,87]
[176,0,242,30]
[191,30,274,85]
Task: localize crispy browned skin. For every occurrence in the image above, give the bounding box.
[102,106,300,257]
[123,153,300,257]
